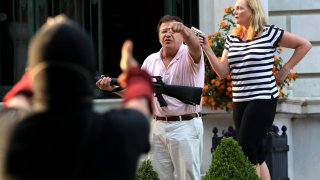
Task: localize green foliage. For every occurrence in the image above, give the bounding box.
[202,6,235,111]
[204,137,260,180]
[137,159,160,180]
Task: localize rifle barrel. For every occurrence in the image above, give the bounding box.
[110,78,119,86]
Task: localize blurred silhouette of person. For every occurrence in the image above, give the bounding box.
[3,14,153,180]
[0,70,33,177]
[0,108,29,179]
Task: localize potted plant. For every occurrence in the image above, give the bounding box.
[210,124,289,179]
[136,159,160,180]
[204,137,259,180]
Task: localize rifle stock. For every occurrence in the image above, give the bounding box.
[153,84,203,106]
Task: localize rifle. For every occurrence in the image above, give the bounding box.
[99,75,203,107]
[151,76,203,107]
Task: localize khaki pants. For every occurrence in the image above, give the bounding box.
[148,117,203,180]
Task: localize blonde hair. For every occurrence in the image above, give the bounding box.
[232,0,267,40]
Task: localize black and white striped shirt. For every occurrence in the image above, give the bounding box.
[225,25,284,102]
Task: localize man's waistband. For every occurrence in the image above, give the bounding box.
[154,112,202,121]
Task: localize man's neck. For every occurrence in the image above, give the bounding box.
[162,47,178,61]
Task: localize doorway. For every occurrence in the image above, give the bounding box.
[101,1,164,77]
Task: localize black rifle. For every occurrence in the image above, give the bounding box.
[99,75,203,107]
[151,76,203,107]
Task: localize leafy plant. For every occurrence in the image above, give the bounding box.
[222,126,236,138]
[266,123,280,136]
[204,137,259,180]
[202,6,296,111]
[137,159,160,180]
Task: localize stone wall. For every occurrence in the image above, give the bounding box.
[269,0,320,98]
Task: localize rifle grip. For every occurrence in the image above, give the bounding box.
[155,93,167,107]
[110,78,119,86]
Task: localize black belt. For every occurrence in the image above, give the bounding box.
[154,112,202,121]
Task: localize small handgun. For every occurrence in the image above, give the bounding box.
[191,26,205,37]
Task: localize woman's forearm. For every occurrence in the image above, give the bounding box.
[202,45,230,78]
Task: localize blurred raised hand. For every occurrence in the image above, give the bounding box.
[118,40,139,88]
[95,40,141,91]
[120,40,139,72]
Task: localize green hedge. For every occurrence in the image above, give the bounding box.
[137,159,160,180]
[204,137,259,180]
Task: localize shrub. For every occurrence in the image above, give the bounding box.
[204,137,259,180]
[136,159,160,180]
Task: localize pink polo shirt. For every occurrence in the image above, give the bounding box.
[141,43,205,116]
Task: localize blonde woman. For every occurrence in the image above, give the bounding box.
[198,0,312,179]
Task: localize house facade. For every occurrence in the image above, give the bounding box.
[1,0,319,179]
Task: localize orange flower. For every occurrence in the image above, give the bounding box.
[215,81,221,87]
[227,102,232,109]
[202,96,208,102]
[274,55,278,62]
[211,79,215,84]
[273,71,277,76]
[279,89,283,97]
[204,85,209,91]
[219,84,226,90]
[288,73,297,79]
[224,8,229,13]
[208,34,213,39]
[226,74,231,80]
[272,66,276,72]
[227,87,232,92]
[208,39,213,47]
[215,32,220,36]
[220,21,226,28]
[292,73,297,78]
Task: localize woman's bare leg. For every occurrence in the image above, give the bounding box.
[260,161,271,180]
[255,164,261,178]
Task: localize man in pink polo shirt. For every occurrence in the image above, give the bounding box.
[97,15,204,180]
